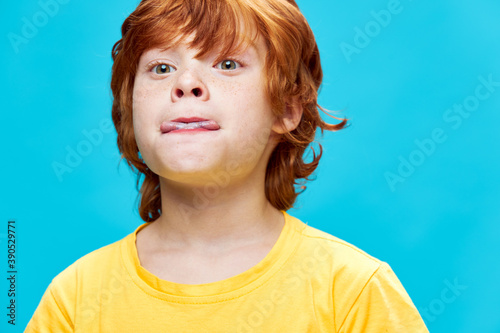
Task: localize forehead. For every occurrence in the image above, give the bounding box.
[157,25,262,61]
[155,30,264,56]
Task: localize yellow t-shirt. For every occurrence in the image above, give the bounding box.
[26,212,428,332]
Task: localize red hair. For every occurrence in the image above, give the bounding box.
[111,0,347,222]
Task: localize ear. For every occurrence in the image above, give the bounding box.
[271,96,303,134]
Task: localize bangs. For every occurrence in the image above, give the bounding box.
[124,0,261,66]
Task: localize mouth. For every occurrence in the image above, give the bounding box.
[160,117,220,134]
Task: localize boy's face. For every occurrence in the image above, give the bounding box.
[132,32,283,186]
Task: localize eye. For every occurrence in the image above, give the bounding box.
[216,60,241,70]
[152,63,175,74]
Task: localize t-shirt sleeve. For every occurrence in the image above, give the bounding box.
[25,263,77,333]
[338,262,429,333]
[24,284,74,332]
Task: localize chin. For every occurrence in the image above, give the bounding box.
[157,162,221,181]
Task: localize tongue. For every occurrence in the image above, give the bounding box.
[160,120,220,133]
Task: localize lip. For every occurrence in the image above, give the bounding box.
[168,128,212,134]
[160,117,220,134]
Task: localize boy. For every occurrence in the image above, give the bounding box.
[26,0,429,331]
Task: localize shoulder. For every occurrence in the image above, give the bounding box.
[288,214,383,277]
[286,215,427,331]
[50,234,130,290]
[286,214,392,304]
[28,234,131,328]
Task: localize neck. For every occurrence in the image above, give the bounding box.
[149,173,285,253]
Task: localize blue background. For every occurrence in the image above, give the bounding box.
[2,0,499,332]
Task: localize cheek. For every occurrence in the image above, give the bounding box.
[131,92,147,140]
[132,84,159,152]
[237,86,274,127]
[228,89,275,150]
[132,82,166,130]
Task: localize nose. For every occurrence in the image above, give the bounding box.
[171,69,209,102]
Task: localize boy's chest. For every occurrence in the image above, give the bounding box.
[137,244,273,284]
